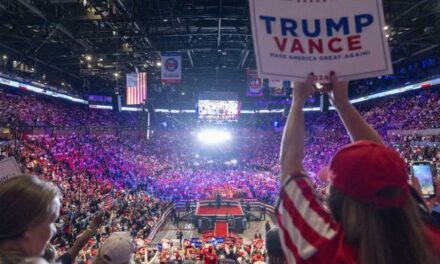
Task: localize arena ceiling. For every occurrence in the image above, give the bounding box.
[0,0,439,104]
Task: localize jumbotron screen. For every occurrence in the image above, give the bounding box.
[198,100,240,121]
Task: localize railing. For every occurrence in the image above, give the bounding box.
[146,199,277,242]
[146,206,173,241]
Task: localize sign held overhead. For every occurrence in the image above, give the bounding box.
[249,0,393,82]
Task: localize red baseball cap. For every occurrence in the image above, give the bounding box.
[326,140,409,208]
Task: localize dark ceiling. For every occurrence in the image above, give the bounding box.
[0,0,439,106]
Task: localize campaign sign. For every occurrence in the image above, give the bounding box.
[0,157,22,184]
[161,55,182,84]
[249,0,393,82]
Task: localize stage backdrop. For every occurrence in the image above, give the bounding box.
[249,0,393,82]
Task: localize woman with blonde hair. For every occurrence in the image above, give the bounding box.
[277,73,440,264]
[0,175,60,263]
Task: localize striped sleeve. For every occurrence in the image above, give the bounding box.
[276,177,339,263]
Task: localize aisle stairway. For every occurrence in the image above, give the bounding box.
[214,221,228,237]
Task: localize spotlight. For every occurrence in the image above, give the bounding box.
[85,55,92,61]
[156,61,162,67]
[197,129,231,145]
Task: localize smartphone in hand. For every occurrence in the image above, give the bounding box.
[411,161,436,199]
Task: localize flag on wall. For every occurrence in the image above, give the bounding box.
[126,72,147,105]
[246,69,263,97]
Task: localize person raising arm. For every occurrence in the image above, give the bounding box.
[277,73,440,264]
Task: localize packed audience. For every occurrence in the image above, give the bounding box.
[0,87,439,263]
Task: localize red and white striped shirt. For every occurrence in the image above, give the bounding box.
[277,177,440,264]
[276,177,357,264]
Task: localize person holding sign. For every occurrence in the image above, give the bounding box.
[277,73,440,264]
[0,175,60,263]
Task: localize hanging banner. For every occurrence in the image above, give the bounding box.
[246,69,264,97]
[249,0,393,83]
[161,54,182,84]
[269,79,286,97]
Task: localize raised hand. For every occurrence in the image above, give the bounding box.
[292,73,317,106]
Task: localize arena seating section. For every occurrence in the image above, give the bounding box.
[0,88,439,262]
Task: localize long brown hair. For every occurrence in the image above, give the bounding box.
[328,187,437,264]
[0,175,60,241]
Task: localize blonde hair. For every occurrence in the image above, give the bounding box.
[328,187,437,264]
[0,175,60,241]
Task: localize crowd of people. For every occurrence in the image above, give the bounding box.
[0,85,439,263]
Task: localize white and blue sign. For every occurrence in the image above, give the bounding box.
[249,0,393,82]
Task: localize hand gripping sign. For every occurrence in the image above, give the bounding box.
[249,0,393,82]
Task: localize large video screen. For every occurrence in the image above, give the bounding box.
[198,100,240,121]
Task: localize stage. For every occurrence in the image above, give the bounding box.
[194,200,246,234]
[195,204,244,217]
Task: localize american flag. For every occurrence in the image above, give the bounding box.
[126,72,147,105]
[102,194,114,210]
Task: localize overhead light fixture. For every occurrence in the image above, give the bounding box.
[156,61,162,67]
[113,72,119,77]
